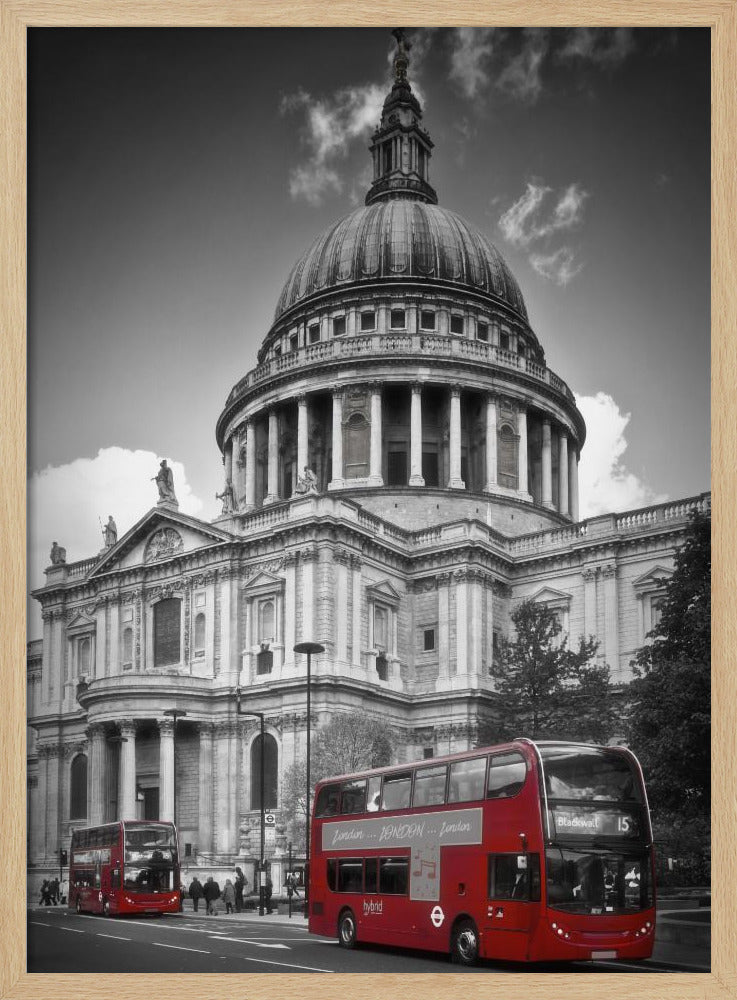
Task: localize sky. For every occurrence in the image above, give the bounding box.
[27,27,711,639]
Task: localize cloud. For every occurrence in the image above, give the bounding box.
[558,28,635,65]
[27,447,210,639]
[281,83,386,205]
[448,27,497,100]
[576,392,667,517]
[529,247,583,286]
[498,182,588,284]
[496,29,549,103]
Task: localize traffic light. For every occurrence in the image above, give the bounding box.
[59,849,68,866]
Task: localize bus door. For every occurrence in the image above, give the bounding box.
[483,852,541,961]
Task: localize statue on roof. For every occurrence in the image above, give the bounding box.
[103,515,118,548]
[152,459,177,503]
[216,478,235,514]
[294,466,318,495]
[49,541,66,565]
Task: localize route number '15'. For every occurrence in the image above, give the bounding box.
[617,816,631,833]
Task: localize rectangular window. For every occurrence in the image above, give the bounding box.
[154,598,181,667]
[333,316,346,337]
[422,747,434,759]
[450,315,464,335]
[337,859,364,893]
[499,331,510,351]
[487,752,527,799]
[423,628,436,652]
[365,858,378,893]
[379,857,409,895]
[420,309,436,330]
[308,324,320,344]
[477,321,489,342]
[412,764,447,807]
[289,334,298,352]
[381,772,412,811]
[340,779,367,815]
[366,775,382,812]
[374,605,389,650]
[327,858,337,890]
[517,341,526,356]
[448,756,487,803]
[488,853,541,901]
[390,308,406,330]
[360,311,376,332]
[387,449,407,486]
[422,450,439,487]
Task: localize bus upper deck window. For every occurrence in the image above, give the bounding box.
[381,773,412,811]
[448,757,487,803]
[340,779,367,814]
[315,784,341,817]
[487,752,527,799]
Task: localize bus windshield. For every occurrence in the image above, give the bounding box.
[546,847,653,914]
[123,823,178,892]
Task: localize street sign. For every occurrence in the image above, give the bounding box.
[264,813,276,826]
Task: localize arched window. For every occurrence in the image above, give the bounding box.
[154,598,181,667]
[79,638,91,676]
[259,600,275,643]
[194,613,206,657]
[497,424,518,489]
[344,412,370,479]
[70,754,88,820]
[122,627,133,669]
[250,733,278,810]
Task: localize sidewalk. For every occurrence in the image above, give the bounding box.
[177,903,309,926]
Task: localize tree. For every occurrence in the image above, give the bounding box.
[486,598,613,743]
[281,712,394,848]
[627,509,710,817]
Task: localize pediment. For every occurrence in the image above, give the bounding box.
[366,579,401,604]
[632,565,672,592]
[88,507,234,578]
[531,586,571,605]
[243,570,285,594]
[66,611,96,635]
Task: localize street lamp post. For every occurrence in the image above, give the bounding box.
[293,641,325,919]
[162,709,187,825]
[234,687,266,917]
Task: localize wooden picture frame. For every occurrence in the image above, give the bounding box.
[2,6,732,999]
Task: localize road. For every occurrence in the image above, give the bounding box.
[27,907,709,974]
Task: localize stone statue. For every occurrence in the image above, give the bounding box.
[294,466,318,495]
[103,515,117,547]
[152,459,177,502]
[216,478,235,513]
[49,541,66,565]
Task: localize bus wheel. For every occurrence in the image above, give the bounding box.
[451,918,479,966]
[102,898,111,917]
[338,909,357,949]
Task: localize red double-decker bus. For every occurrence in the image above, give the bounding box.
[308,740,655,965]
[69,820,181,917]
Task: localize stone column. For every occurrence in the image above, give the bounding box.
[198,723,215,855]
[225,437,233,488]
[264,409,279,504]
[351,555,363,667]
[603,564,620,675]
[297,395,309,475]
[45,748,61,860]
[485,395,497,491]
[569,447,580,521]
[245,418,256,509]
[109,600,120,675]
[517,407,529,497]
[559,432,570,516]
[158,717,175,823]
[437,573,451,686]
[468,571,483,676]
[542,419,554,508]
[329,388,344,490]
[284,552,297,668]
[448,387,465,489]
[409,383,425,486]
[454,569,468,674]
[87,723,107,827]
[369,385,384,485]
[583,567,597,637]
[42,611,54,706]
[118,720,137,820]
[335,549,349,665]
[301,548,317,640]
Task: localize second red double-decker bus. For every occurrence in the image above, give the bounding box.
[69,820,181,917]
[308,740,655,965]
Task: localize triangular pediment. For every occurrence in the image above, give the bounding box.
[88,507,234,578]
[366,579,401,604]
[531,585,571,605]
[632,565,672,591]
[243,570,284,593]
[66,611,96,634]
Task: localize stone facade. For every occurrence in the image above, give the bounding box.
[27,35,708,883]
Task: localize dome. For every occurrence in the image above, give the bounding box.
[273,200,529,325]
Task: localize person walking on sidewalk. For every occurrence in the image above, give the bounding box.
[223,879,236,914]
[203,876,221,916]
[234,866,246,912]
[188,876,204,912]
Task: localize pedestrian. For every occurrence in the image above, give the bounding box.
[264,874,273,914]
[188,875,204,912]
[39,880,51,906]
[49,877,60,905]
[203,875,221,916]
[59,877,69,905]
[223,879,236,915]
[234,867,246,913]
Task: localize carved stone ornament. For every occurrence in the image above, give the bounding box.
[144,528,184,564]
